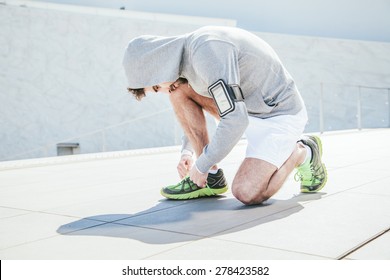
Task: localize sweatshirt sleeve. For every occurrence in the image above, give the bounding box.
[191,41,249,173]
[196,102,248,173]
[181,135,194,156]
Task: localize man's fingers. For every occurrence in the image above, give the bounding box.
[177,162,189,178]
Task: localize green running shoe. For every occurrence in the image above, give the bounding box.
[161,169,228,200]
[295,135,328,193]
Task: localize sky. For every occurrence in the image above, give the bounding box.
[27,0,390,42]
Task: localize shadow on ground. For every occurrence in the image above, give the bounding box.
[57,193,325,244]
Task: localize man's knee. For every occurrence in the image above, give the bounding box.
[232,182,269,205]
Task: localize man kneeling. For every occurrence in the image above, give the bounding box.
[123,26,327,205]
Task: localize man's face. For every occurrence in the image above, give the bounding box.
[144,81,175,95]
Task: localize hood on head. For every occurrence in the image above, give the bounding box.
[122,34,186,89]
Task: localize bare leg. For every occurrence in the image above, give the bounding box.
[169,84,306,204]
[232,142,307,205]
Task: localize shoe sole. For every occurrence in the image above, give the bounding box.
[301,135,328,193]
[161,185,228,200]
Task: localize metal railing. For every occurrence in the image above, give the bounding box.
[2,83,390,161]
[0,107,175,161]
[318,83,390,133]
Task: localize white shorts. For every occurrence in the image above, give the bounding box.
[244,108,308,169]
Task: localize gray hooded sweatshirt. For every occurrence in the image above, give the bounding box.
[123,26,304,173]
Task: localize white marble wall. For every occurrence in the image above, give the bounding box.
[255,32,390,132]
[1,2,390,161]
[0,2,233,160]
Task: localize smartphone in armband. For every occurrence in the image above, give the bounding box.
[208,80,235,117]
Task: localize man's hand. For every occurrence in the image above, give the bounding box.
[177,154,193,179]
[189,165,208,188]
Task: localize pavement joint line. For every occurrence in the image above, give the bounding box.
[141,237,211,260]
[208,237,333,260]
[329,156,390,170]
[83,202,196,224]
[210,202,306,237]
[317,175,390,199]
[336,227,390,260]
[0,234,63,253]
[0,221,112,252]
